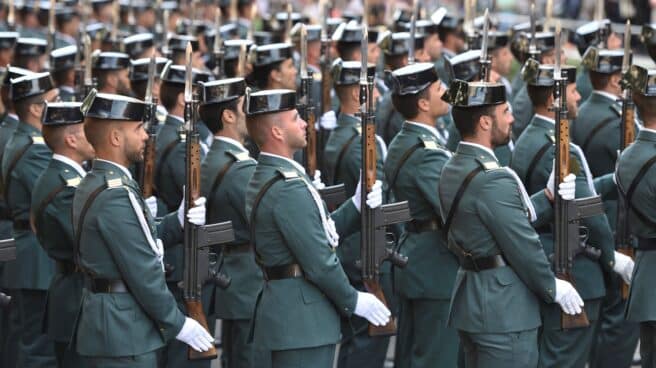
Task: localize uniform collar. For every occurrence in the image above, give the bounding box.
[337,113,360,127]
[457,141,498,161]
[7,113,18,121]
[167,114,184,126]
[259,152,306,174]
[59,85,75,94]
[637,127,656,142]
[52,153,86,177]
[591,90,620,104]
[531,113,556,130]
[214,136,247,152]
[405,120,442,141]
[94,158,133,180]
[17,120,42,135]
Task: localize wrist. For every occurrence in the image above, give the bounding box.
[545,188,554,203]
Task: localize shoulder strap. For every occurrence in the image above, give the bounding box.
[206,156,239,220]
[30,183,67,233]
[523,141,552,186]
[387,142,423,192]
[333,132,359,184]
[248,173,285,264]
[582,116,616,152]
[2,140,33,201]
[440,167,484,239]
[618,155,656,228]
[74,183,109,267]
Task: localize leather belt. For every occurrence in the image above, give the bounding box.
[638,237,656,251]
[406,218,441,233]
[87,278,128,293]
[534,225,551,234]
[13,220,30,231]
[263,263,304,281]
[223,243,253,255]
[460,254,507,272]
[56,261,76,275]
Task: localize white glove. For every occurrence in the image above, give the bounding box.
[175,317,214,352]
[145,196,158,217]
[547,170,577,201]
[312,170,326,190]
[177,197,207,227]
[352,179,383,212]
[319,111,338,130]
[353,291,391,326]
[554,278,585,315]
[613,251,635,285]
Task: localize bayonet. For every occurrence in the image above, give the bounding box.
[236,43,246,77]
[145,54,156,105]
[45,0,56,70]
[300,24,308,79]
[545,0,553,30]
[127,0,136,33]
[284,2,293,44]
[230,0,238,24]
[554,21,561,81]
[529,1,537,57]
[621,20,631,74]
[110,0,119,44]
[247,4,257,40]
[479,8,490,81]
[594,0,604,21]
[184,42,193,106]
[213,9,225,78]
[360,24,368,85]
[7,0,15,30]
[408,0,418,65]
[138,52,158,198]
[83,33,93,93]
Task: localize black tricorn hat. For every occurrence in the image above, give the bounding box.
[390,62,439,96]
[521,59,577,86]
[200,77,246,105]
[129,57,170,81]
[400,19,440,36]
[204,24,240,50]
[81,89,146,121]
[625,64,656,97]
[176,19,210,36]
[16,37,47,57]
[253,31,283,45]
[50,45,78,72]
[581,47,626,74]
[445,49,482,83]
[510,31,555,63]
[85,22,108,41]
[10,72,55,102]
[330,58,376,86]
[122,33,155,59]
[42,101,84,126]
[93,51,131,71]
[368,26,386,43]
[642,24,656,63]
[249,43,293,68]
[332,22,363,44]
[575,19,612,56]
[290,24,322,43]
[160,63,212,85]
[3,66,33,87]
[244,88,296,116]
[0,32,19,50]
[224,39,254,61]
[393,9,413,27]
[378,31,425,56]
[90,0,112,9]
[442,80,506,107]
[470,31,510,51]
[167,35,200,52]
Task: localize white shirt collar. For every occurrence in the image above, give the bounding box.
[7,113,17,121]
[59,85,75,93]
[642,127,656,135]
[460,141,498,159]
[52,154,87,177]
[534,113,555,125]
[260,152,306,174]
[214,136,247,151]
[592,90,620,102]
[168,114,184,124]
[406,120,442,141]
[95,159,132,180]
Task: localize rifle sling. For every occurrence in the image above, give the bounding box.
[74,183,108,267]
[154,138,180,199]
[31,183,67,233]
[441,167,484,238]
[248,173,285,267]
[387,142,422,193]
[618,155,656,228]
[524,142,552,187]
[333,133,358,184]
[206,158,238,220]
[581,116,616,153]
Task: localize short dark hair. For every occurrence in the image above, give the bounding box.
[334,84,356,103]
[451,104,497,138]
[51,69,73,87]
[633,92,656,121]
[13,55,39,70]
[336,43,360,61]
[199,99,239,134]
[93,69,118,91]
[247,61,282,89]
[14,93,44,121]
[384,54,406,70]
[159,82,184,111]
[526,84,554,109]
[131,80,147,100]
[224,60,238,78]
[589,70,618,91]
[391,87,431,120]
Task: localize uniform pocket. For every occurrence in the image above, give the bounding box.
[494,269,516,286]
[299,282,325,304]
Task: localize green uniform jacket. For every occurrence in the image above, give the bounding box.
[571,91,623,227]
[0,113,18,236]
[616,129,656,322]
[384,121,458,299]
[576,68,593,104]
[1,121,53,290]
[510,72,525,103]
[31,157,85,342]
[438,142,556,333]
[72,159,185,357]
[511,115,617,325]
[375,91,406,144]
[245,153,360,350]
[200,137,262,320]
[58,86,77,103]
[511,85,534,139]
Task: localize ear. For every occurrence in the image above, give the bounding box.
[109,125,122,147]
[350,87,359,103]
[270,123,284,142]
[417,96,430,113]
[611,73,622,89]
[176,92,185,108]
[270,68,281,83]
[478,114,492,132]
[63,130,77,150]
[222,108,236,125]
[28,102,43,119]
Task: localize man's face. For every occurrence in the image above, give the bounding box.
[367,42,380,65]
[491,46,513,76]
[427,81,450,118]
[278,58,298,90]
[235,96,248,139]
[280,109,307,150]
[414,48,431,63]
[608,32,622,50]
[116,69,132,95]
[424,33,443,61]
[121,120,148,164]
[490,102,513,147]
[541,48,566,65]
[0,48,14,67]
[192,51,205,69]
[566,83,581,119]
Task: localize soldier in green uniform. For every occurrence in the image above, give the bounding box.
[321,59,389,368]
[439,79,584,367]
[571,46,640,368]
[123,33,158,60]
[1,72,58,367]
[31,101,95,367]
[616,64,656,368]
[244,88,391,368]
[217,0,252,39]
[167,35,203,68]
[384,62,459,367]
[14,37,47,72]
[129,56,169,102]
[222,39,253,79]
[0,31,18,66]
[511,60,633,368]
[198,77,268,368]
[92,51,132,95]
[73,91,214,367]
[247,43,297,91]
[434,9,465,83]
[50,45,78,102]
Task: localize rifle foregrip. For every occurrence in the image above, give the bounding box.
[558,118,570,182]
[142,138,156,198]
[624,108,635,148]
[185,300,218,360]
[556,272,590,329]
[363,279,397,336]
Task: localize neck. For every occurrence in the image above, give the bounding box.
[53,149,84,166]
[216,127,244,144]
[340,100,359,116]
[169,104,184,119]
[643,116,656,130]
[534,106,554,119]
[22,117,42,131]
[411,113,436,126]
[98,86,117,94]
[597,87,621,98]
[462,135,493,150]
[260,144,294,159]
[95,149,130,168]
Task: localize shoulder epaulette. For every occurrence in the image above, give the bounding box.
[475,156,501,171]
[354,125,362,135]
[610,104,622,117]
[226,150,253,162]
[276,168,300,181]
[419,135,439,150]
[546,133,556,143]
[30,135,45,145]
[59,169,82,188]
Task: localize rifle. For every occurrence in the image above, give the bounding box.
[551,23,605,329]
[407,0,418,65]
[82,33,96,97]
[181,42,235,360]
[0,238,15,307]
[45,0,56,70]
[318,0,332,175]
[478,8,491,82]
[110,0,119,46]
[616,20,635,300]
[138,53,158,198]
[284,2,293,44]
[298,24,346,208]
[127,0,137,33]
[359,24,411,336]
[528,1,539,59]
[211,9,225,78]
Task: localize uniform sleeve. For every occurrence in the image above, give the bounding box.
[476,171,556,303]
[530,190,554,228]
[17,145,50,192]
[414,149,448,216]
[594,173,616,199]
[273,182,358,316]
[46,185,76,244]
[157,211,183,249]
[96,188,186,340]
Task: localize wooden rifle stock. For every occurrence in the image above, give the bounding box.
[185,299,217,360]
[617,88,635,300]
[301,73,318,176]
[363,279,397,336]
[140,101,158,198]
[557,272,590,329]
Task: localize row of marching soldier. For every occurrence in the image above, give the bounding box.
[0,0,654,368]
